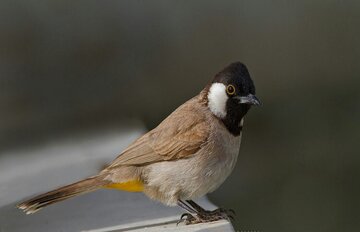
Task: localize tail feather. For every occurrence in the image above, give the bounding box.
[17,175,109,214]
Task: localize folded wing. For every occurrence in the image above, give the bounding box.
[106,98,209,168]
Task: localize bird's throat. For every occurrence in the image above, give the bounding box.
[221,103,249,136]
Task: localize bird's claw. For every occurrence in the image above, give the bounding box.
[176,213,199,225]
[178,208,236,225]
[228,208,236,216]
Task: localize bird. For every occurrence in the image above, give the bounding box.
[17,61,261,224]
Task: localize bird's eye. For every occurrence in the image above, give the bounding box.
[226,84,236,95]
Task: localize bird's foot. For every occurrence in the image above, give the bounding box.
[178,208,235,225]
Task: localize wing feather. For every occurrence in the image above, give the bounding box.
[107,97,209,168]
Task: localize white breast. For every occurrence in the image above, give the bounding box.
[201,118,242,193]
[144,118,243,206]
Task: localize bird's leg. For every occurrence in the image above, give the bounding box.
[177,200,197,214]
[185,200,207,213]
[184,200,235,224]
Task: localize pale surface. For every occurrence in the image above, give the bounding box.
[0,124,233,232]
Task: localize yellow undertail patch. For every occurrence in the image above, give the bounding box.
[104,180,144,192]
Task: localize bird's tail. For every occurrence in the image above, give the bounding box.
[17,175,109,214]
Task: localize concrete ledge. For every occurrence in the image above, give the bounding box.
[86,217,234,232]
[0,123,234,232]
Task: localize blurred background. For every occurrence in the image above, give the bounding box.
[1,1,359,231]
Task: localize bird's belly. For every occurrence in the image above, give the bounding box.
[194,135,241,196]
[144,131,241,205]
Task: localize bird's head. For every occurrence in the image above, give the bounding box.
[206,62,260,135]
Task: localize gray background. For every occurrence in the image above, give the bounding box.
[1,1,359,231]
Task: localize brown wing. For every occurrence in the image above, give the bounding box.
[107,97,209,168]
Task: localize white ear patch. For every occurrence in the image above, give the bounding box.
[208,83,228,118]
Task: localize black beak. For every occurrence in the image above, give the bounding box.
[236,94,261,106]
